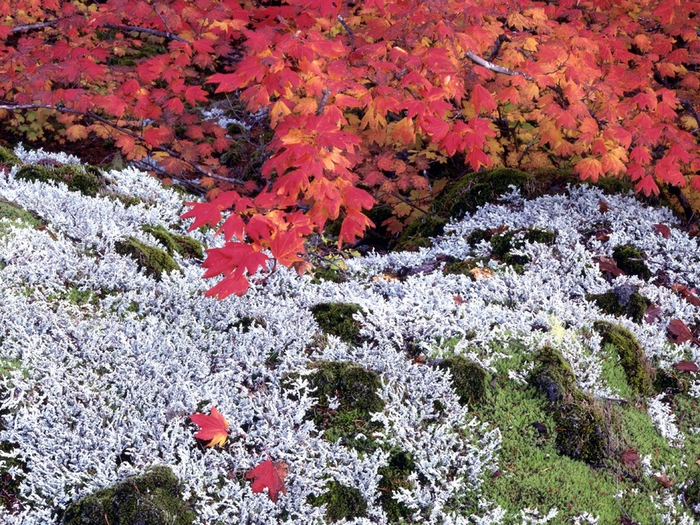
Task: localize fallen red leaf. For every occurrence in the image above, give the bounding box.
[673,360,699,373]
[599,199,609,213]
[644,304,661,324]
[595,257,625,277]
[190,406,230,447]
[667,319,693,344]
[246,459,288,502]
[672,284,700,307]
[620,448,640,467]
[653,224,671,238]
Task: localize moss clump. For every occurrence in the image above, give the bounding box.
[442,258,490,277]
[685,476,700,515]
[141,224,204,259]
[308,481,368,521]
[309,302,363,345]
[63,466,196,525]
[593,321,653,396]
[377,449,415,522]
[586,287,651,324]
[528,346,613,464]
[15,164,106,197]
[304,360,384,450]
[115,238,180,280]
[612,244,652,280]
[490,228,557,273]
[0,146,21,167]
[436,356,489,405]
[654,368,692,395]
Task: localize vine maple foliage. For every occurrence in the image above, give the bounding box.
[1,0,699,297]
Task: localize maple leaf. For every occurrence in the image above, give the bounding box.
[620,448,639,467]
[190,406,229,447]
[667,319,693,344]
[245,459,288,503]
[673,361,699,373]
[653,224,671,238]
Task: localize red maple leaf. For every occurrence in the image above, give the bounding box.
[667,319,693,344]
[673,361,699,373]
[190,406,230,447]
[620,448,640,467]
[245,459,288,503]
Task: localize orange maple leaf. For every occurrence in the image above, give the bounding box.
[245,459,288,503]
[190,406,230,447]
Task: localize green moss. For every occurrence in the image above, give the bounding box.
[141,224,204,259]
[654,367,692,395]
[0,146,21,167]
[115,237,180,280]
[301,360,384,451]
[310,302,363,345]
[377,448,415,522]
[528,346,614,464]
[464,342,653,524]
[490,228,557,273]
[0,200,46,240]
[436,356,489,405]
[593,321,653,397]
[63,466,195,525]
[586,289,651,324]
[15,164,106,197]
[308,481,368,521]
[612,244,652,281]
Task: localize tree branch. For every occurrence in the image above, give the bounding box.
[465,50,533,81]
[11,20,59,33]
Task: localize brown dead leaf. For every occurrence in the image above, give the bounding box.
[620,448,640,467]
[453,295,465,305]
[672,284,700,307]
[469,267,494,280]
[599,199,609,213]
[654,473,673,488]
[667,319,693,344]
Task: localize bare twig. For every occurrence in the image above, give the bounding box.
[316,90,331,116]
[11,20,59,33]
[337,15,355,38]
[102,24,190,43]
[679,98,700,135]
[465,50,533,81]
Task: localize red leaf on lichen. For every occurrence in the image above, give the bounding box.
[667,319,693,344]
[653,224,671,238]
[673,361,699,373]
[245,459,288,502]
[190,406,229,447]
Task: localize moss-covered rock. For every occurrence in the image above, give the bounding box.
[586,286,651,324]
[654,367,692,396]
[63,466,196,525]
[114,237,180,280]
[308,481,368,521]
[0,200,46,239]
[15,164,106,197]
[529,346,613,464]
[309,302,363,345]
[436,355,489,405]
[593,321,653,396]
[612,244,652,281]
[141,224,204,259]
